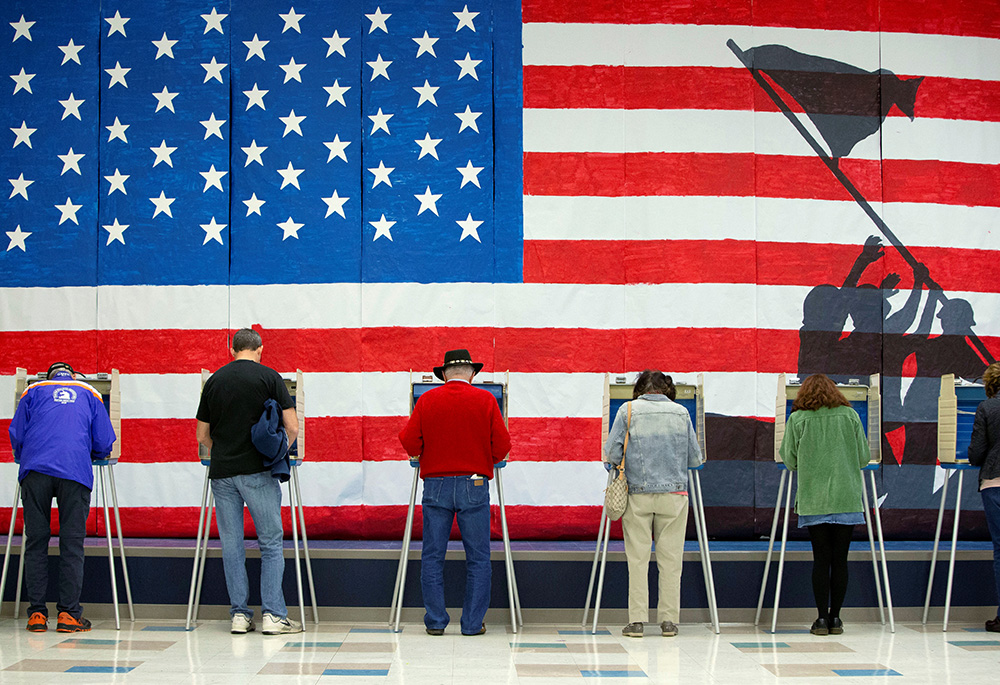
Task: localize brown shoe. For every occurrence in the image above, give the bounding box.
[26,612,47,632]
[56,612,91,633]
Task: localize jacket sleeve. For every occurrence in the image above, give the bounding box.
[855,414,871,469]
[90,395,117,460]
[398,401,424,457]
[969,403,990,467]
[603,403,627,466]
[490,402,512,463]
[8,392,29,459]
[778,412,800,470]
[687,417,703,468]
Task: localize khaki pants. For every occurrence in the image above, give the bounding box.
[622,492,688,624]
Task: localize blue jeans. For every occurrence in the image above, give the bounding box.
[421,475,492,634]
[982,487,1000,616]
[211,472,287,619]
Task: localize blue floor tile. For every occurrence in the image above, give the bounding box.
[581,669,646,678]
[731,642,790,649]
[66,666,136,674]
[558,630,611,635]
[833,669,901,677]
[322,668,391,676]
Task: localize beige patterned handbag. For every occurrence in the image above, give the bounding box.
[604,402,631,521]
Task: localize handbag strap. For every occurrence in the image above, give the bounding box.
[616,402,631,481]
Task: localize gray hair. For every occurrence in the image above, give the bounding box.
[232,328,263,353]
[444,363,475,380]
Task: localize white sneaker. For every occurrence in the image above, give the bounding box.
[262,613,302,635]
[231,613,255,634]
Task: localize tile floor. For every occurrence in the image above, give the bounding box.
[1,617,998,683]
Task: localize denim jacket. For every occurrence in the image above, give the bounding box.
[603,394,703,494]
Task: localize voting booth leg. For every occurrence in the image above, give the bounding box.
[106,465,135,622]
[922,470,952,626]
[291,466,319,624]
[582,471,613,627]
[860,478,887,625]
[1,481,21,618]
[755,468,788,626]
[287,478,307,631]
[771,471,795,633]
[868,470,895,632]
[192,491,213,623]
[590,516,612,635]
[942,470,965,632]
[494,467,522,633]
[97,465,121,630]
[691,470,720,634]
[186,466,213,630]
[390,467,419,632]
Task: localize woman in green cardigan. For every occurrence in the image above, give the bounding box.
[779,374,870,636]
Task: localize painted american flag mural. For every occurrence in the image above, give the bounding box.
[1,0,999,539]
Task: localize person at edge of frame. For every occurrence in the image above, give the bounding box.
[968,361,1000,633]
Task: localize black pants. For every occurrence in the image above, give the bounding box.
[807,523,854,620]
[20,471,91,619]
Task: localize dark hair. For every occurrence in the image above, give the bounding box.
[633,369,676,400]
[792,374,851,411]
[231,328,263,353]
[984,362,1000,399]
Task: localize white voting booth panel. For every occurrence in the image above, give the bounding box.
[388,373,522,634]
[185,369,318,631]
[581,373,719,635]
[1,368,134,629]
[756,374,893,633]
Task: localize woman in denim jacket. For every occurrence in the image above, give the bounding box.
[604,370,703,638]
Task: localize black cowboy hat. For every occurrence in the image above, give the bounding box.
[433,349,484,381]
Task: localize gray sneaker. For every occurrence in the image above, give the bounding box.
[230,613,255,634]
[262,613,302,635]
[660,621,678,637]
[622,622,644,638]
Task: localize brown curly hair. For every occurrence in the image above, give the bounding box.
[633,369,676,400]
[792,374,851,411]
[984,362,1000,399]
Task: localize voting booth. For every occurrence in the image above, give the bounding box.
[1,368,134,629]
[922,374,988,630]
[388,373,522,634]
[581,373,719,634]
[185,369,318,630]
[756,374,893,632]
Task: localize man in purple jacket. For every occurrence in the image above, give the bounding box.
[8,362,116,633]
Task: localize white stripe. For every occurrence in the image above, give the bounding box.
[523,23,1000,81]
[232,283,362,328]
[362,283,496,327]
[97,285,229,330]
[0,375,14,419]
[523,109,1000,165]
[119,374,203,419]
[0,287,96,332]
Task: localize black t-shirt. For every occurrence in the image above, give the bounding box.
[196,359,294,479]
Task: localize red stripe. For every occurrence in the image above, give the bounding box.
[524,66,1000,124]
[523,0,1000,39]
[523,152,1000,208]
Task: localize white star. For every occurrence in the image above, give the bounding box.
[277,162,304,190]
[106,117,129,143]
[243,193,265,216]
[323,80,350,107]
[244,83,268,110]
[103,219,128,245]
[150,140,177,167]
[277,217,303,240]
[455,53,481,81]
[279,110,306,137]
[104,168,129,196]
[366,7,390,33]
[11,68,35,94]
[59,93,86,121]
[200,113,226,140]
[9,173,33,200]
[457,160,484,188]
[201,7,228,34]
[58,148,85,175]
[367,54,391,81]
[6,225,30,252]
[279,57,306,83]
[242,140,267,166]
[58,39,85,65]
[415,186,443,216]
[457,213,483,242]
[415,133,442,160]
[105,61,130,88]
[105,11,130,37]
[370,214,395,241]
[201,217,226,245]
[201,56,227,83]
[454,5,479,32]
[11,121,36,149]
[152,32,177,59]
[413,80,439,107]
[10,15,34,42]
[152,86,178,113]
[323,135,350,163]
[279,7,305,33]
[413,31,438,58]
[321,190,349,219]
[55,197,82,225]
[368,161,394,188]
[243,33,268,61]
[455,105,482,133]
[150,191,175,218]
[323,30,349,57]
[368,108,393,135]
[200,164,228,192]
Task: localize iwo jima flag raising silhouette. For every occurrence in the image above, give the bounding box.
[727,41,996,373]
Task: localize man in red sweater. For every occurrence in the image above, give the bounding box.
[399,349,512,636]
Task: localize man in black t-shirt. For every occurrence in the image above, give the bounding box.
[196,328,301,635]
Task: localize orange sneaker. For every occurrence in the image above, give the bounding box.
[26,612,47,632]
[56,612,91,633]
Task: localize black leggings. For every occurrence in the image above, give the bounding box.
[807,523,854,620]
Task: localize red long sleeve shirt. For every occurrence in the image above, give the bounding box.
[398,380,512,479]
